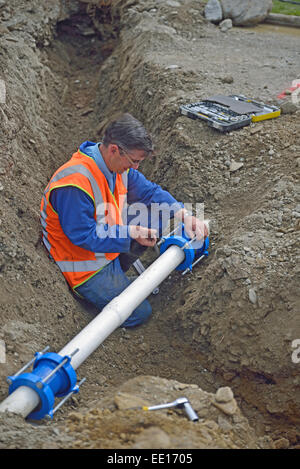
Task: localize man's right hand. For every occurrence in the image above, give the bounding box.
[129,225,158,247]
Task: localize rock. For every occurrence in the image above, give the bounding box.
[96,375,107,385]
[219,18,233,32]
[220,0,273,26]
[280,100,299,114]
[249,288,257,304]
[212,397,238,415]
[166,0,181,7]
[274,437,290,449]
[230,161,244,172]
[250,126,261,135]
[81,108,94,116]
[220,75,234,84]
[204,0,223,24]
[232,177,240,185]
[165,64,179,70]
[215,387,234,403]
[5,36,19,42]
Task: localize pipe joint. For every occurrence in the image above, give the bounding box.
[7,351,78,420]
[159,234,195,270]
[159,224,209,272]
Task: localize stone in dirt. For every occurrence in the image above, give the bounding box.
[212,397,238,416]
[279,100,300,115]
[248,288,257,305]
[205,0,223,23]
[166,0,181,7]
[230,161,244,172]
[219,18,233,32]
[220,0,273,26]
[215,386,234,403]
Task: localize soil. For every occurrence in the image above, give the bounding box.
[0,0,299,449]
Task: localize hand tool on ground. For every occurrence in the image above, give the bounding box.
[141,397,199,422]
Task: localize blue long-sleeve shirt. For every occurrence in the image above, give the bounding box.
[50,141,183,253]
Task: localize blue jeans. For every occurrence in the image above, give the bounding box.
[75,256,152,328]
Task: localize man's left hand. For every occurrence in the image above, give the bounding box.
[184,215,209,242]
[175,209,209,242]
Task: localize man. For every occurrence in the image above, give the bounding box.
[41,113,208,327]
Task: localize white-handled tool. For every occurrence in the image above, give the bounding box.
[142,397,199,422]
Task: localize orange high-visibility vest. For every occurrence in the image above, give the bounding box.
[40,148,128,289]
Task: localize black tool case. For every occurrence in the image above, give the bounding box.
[180,94,280,132]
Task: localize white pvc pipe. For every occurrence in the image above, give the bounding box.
[60,244,185,368]
[0,386,40,418]
[0,244,185,418]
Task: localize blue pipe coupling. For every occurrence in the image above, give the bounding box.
[7,351,78,420]
[159,224,209,272]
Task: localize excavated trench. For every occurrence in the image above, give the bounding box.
[0,0,300,448]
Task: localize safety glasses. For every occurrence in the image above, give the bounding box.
[118,146,144,167]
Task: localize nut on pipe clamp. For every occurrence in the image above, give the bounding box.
[7,350,80,420]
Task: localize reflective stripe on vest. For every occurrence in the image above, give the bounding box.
[42,164,104,220]
[56,259,110,272]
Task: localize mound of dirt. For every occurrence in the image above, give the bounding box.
[0,0,299,449]
[0,376,274,449]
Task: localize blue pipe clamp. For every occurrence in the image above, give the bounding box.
[159,223,209,272]
[7,349,80,420]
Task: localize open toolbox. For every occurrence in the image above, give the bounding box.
[179,94,281,132]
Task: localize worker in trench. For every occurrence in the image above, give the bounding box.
[40,113,208,327]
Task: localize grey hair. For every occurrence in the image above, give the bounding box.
[102,113,154,156]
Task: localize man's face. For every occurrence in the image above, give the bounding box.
[109,144,146,173]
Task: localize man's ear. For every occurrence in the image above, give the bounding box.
[108,143,118,154]
[112,144,119,152]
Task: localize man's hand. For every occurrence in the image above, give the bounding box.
[175,209,209,242]
[184,216,209,242]
[129,225,158,247]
